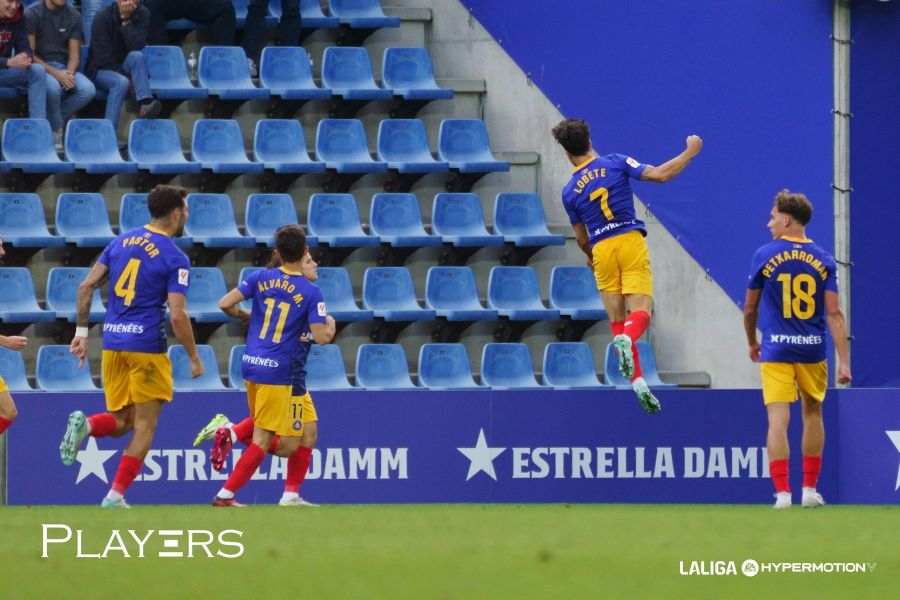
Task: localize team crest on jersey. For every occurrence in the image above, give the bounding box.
[292,420,303,431]
[178,269,189,286]
[626,157,641,169]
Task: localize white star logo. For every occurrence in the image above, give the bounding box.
[457,428,506,481]
[74,437,118,485]
[886,431,900,491]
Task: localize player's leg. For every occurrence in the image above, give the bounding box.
[619,232,659,413]
[762,362,797,509]
[592,238,633,375]
[214,425,274,506]
[0,382,17,436]
[281,393,318,506]
[193,413,231,446]
[798,360,828,508]
[102,399,163,508]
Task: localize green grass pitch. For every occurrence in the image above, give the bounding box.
[2,504,896,599]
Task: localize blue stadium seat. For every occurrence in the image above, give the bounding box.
[321,47,393,101]
[169,344,227,391]
[55,193,116,247]
[184,194,256,248]
[259,46,332,101]
[328,0,399,28]
[431,193,504,246]
[128,119,201,175]
[198,46,269,101]
[143,46,208,100]
[370,193,441,247]
[376,119,448,173]
[355,343,415,389]
[233,0,276,27]
[438,119,510,173]
[0,193,65,248]
[603,341,676,389]
[542,342,608,388]
[0,346,31,391]
[191,119,264,174]
[307,193,380,247]
[1,119,75,173]
[237,267,262,312]
[253,119,326,174]
[425,267,498,321]
[549,266,608,321]
[296,0,340,28]
[0,268,56,323]
[493,193,565,246]
[65,119,137,174]
[244,193,301,247]
[119,194,193,248]
[487,267,560,321]
[362,267,435,321]
[418,343,482,389]
[228,344,245,390]
[46,267,106,323]
[36,345,98,391]
[315,267,373,322]
[315,119,388,173]
[186,268,232,323]
[307,344,355,390]
[480,343,541,389]
[382,47,453,101]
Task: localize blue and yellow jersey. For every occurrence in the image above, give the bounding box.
[238,267,327,385]
[747,236,838,363]
[98,225,190,353]
[561,154,648,247]
[290,329,315,397]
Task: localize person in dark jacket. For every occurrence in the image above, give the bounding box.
[85,0,160,132]
[0,0,46,119]
[143,0,235,46]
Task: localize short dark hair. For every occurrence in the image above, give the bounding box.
[147,185,187,219]
[773,189,813,226]
[274,225,307,263]
[552,118,591,156]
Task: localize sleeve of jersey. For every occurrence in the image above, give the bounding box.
[747,251,765,290]
[97,240,114,266]
[825,257,839,293]
[236,271,257,300]
[561,192,580,225]
[167,253,191,295]
[615,153,648,179]
[307,287,328,326]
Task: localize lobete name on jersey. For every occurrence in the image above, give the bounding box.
[257,278,305,308]
[573,167,607,194]
[761,249,828,280]
[121,233,161,259]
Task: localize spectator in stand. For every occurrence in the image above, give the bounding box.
[243,0,301,76]
[143,0,235,46]
[0,0,47,119]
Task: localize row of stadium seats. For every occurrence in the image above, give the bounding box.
[0,341,672,392]
[0,265,606,325]
[0,192,560,251]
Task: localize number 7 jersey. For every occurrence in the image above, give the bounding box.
[238,267,327,385]
[747,236,838,363]
[98,225,191,353]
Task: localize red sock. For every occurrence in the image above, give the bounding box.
[223,443,266,494]
[802,455,822,489]
[769,459,790,494]
[111,455,143,495]
[285,446,313,494]
[88,413,117,438]
[231,417,254,446]
[630,341,643,382]
[623,310,651,341]
[610,321,625,337]
[0,416,13,436]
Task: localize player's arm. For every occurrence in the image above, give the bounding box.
[0,335,27,352]
[824,291,851,384]
[169,292,204,378]
[572,222,593,268]
[218,288,250,326]
[742,288,762,362]
[70,262,109,367]
[640,135,703,183]
[310,316,336,345]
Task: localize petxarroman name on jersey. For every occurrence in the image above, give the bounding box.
[760,249,829,280]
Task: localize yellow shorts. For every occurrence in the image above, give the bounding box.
[102,350,173,412]
[245,381,295,436]
[0,375,7,394]
[591,230,653,297]
[286,392,318,437]
[760,361,827,405]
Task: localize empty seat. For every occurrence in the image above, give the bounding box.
[0,268,56,323]
[315,267,373,322]
[480,343,541,388]
[186,267,232,323]
[370,193,441,247]
[169,344,227,390]
[418,343,481,389]
[315,119,388,173]
[1,118,74,173]
[307,193,380,246]
[36,345,98,391]
[64,119,138,173]
[244,193,301,247]
[0,193,65,248]
[259,46,331,101]
[297,0,340,28]
[549,266,608,321]
[542,342,608,388]
[376,119,448,173]
[119,194,193,248]
[46,267,106,323]
[143,46,208,100]
[184,194,256,248]
[0,346,31,391]
[355,343,414,389]
[493,193,565,246]
[128,119,201,175]
[425,266,498,321]
[431,193,503,246]
[198,46,269,100]
[321,47,393,101]
[191,119,264,174]
[382,47,452,101]
[362,267,435,321]
[603,341,676,389]
[253,119,326,174]
[55,193,116,247]
[487,266,560,321]
[228,344,245,390]
[438,119,510,173]
[328,0,399,28]
[307,344,354,390]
